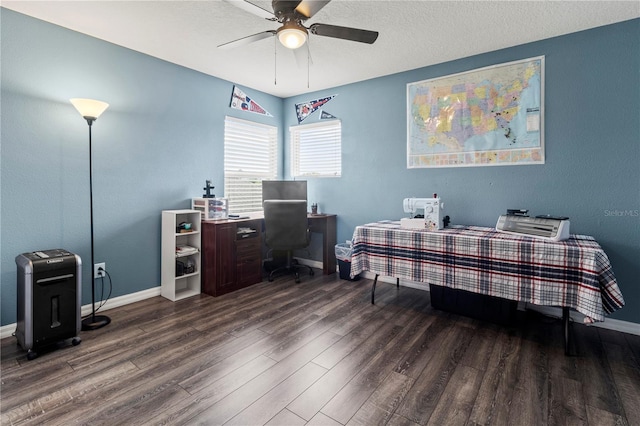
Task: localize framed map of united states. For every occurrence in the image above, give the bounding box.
[407,56,544,168]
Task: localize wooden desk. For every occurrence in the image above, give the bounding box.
[201,217,263,297]
[308,213,337,276]
[201,212,336,297]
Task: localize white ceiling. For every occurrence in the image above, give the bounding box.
[3,1,639,98]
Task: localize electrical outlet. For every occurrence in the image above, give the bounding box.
[94,262,106,279]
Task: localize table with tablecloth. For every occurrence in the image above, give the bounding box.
[350,221,624,324]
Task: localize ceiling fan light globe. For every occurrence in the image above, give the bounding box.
[277,27,307,49]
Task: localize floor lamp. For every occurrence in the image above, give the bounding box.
[70,98,112,331]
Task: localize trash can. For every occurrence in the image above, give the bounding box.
[335,243,360,281]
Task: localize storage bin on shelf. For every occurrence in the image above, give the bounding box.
[192,197,228,220]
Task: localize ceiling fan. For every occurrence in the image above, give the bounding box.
[219,0,379,51]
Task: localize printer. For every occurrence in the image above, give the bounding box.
[401,195,443,231]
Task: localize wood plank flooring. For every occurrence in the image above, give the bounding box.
[2,271,639,425]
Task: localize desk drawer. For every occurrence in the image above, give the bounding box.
[236,239,260,257]
[236,247,260,263]
[236,237,262,287]
[236,251,262,286]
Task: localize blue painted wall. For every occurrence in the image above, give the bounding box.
[283,19,639,323]
[0,9,283,326]
[1,8,638,325]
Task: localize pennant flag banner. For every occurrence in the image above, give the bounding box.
[295,95,336,123]
[230,85,272,117]
[320,110,337,120]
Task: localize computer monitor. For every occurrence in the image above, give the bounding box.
[262,180,307,201]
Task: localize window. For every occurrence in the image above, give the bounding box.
[291,120,341,177]
[224,116,277,213]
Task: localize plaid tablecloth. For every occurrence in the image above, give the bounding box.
[350,221,624,322]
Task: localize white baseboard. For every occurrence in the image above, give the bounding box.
[79,286,161,317]
[0,287,161,340]
[4,276,638,339]
[525,304,640,336]
[293,258,323,271]
[1,324,16,340]
[360,271,640,336]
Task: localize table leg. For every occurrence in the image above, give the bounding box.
[563,307,571,356]
[371,274,379,304]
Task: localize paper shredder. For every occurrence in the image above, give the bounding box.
[15,249,82,359]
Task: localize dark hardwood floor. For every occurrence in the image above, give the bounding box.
[2,271,639,425]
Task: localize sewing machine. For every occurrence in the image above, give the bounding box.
[401,195,444,231]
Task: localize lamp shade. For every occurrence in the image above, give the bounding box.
[70,98,109,120]
[277,23,308,49]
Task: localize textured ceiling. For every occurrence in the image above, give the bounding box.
[3,1,639,97]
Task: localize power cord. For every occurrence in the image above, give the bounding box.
[81,267,113,320]
[96,267,112,312]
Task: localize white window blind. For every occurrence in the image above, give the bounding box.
[224,116,277,213]
[291,120,341,177]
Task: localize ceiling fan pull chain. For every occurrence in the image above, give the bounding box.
[274,36,277,86]
[307,40,310,89]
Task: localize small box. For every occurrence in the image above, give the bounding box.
[192,198,228,220]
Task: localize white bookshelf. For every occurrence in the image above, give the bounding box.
[161,209,201,301]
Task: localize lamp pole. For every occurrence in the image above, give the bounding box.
[70,98,111,331]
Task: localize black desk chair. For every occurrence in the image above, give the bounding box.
[263,199,314,283]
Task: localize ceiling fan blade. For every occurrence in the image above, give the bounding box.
[294,0,331,19]
[309,23,378,44]
[223,0,275,20]
[218,31,276,50]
